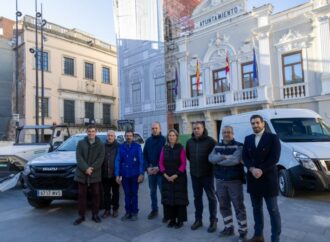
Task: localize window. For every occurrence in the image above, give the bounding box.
[155,78,165,101]
[102,67,111,84]
[282,51,304,85]
[191,75,203,97]
[165,16,172,41]
[167,80,176,104]
[241,62,257,89]
[213,68,229,93]
[64,100,75,123]
[103,103,111,124]
[38,97,49,117]
[132,83,141,104]
[37,51,48,71]
[85,62,94,80]
[64,57,74,76]
[85,102,94,121]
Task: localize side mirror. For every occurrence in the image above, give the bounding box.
[52,141,63,151]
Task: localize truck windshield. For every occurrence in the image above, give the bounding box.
[271,118,330,142]
[57,135,107,151]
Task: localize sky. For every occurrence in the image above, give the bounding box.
[0,0,308,45]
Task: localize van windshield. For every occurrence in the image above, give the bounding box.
[271,118,330,142]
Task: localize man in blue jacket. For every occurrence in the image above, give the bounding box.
[115,130,144,221]
[143,122,166,220]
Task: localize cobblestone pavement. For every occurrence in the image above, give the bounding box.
[0,176,329,242]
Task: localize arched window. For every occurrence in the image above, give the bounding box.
[165,16,172,41]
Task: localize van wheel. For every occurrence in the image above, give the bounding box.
[27,197,52,208]
[279,169,295,197]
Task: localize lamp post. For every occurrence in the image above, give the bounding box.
[15,0,22,128]
[40,3,47,126]
[34,0,41,142]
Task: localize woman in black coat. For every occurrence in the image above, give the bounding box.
[159,129,188,228]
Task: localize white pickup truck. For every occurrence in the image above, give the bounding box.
[0,125,70,192]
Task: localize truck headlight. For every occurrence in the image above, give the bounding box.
[23,164,31,175]
[293,151,318,171]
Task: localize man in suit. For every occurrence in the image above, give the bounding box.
[243,114,281,242]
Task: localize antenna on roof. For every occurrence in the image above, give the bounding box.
[274,105,278,115]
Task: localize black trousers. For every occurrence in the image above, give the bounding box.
[102,177,119,211]
[163,204,187,222]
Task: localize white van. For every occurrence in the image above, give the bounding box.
[219,108,330,197]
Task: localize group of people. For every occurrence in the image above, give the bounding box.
[73,114,282,242]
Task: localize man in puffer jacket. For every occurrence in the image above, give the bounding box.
[209,125,247,242]
[186,121,217,233]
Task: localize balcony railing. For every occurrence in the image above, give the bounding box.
[175,86,268,112]
[234,88,258,103]
[182,97,199,109]
[206,93,226,106]
[281,83,306,100]
[60,118,117,127]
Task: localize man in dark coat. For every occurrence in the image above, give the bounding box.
[74,124,105,225]
[143,122,166,220]
[243,114,281,242]
[186,121,217,233]
[101,130,120,218]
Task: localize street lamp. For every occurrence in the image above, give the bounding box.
[40,4,47,126]
[33,0,42,142]
[15,0,22,128]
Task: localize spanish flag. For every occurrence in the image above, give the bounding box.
[225,51,230,90]
[196,60,200,95]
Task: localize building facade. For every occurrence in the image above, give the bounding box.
[0,32,14,139]
[0,17,15,40]
[166,0,330,140]
[114,0,167,138]
[14,15,119,138]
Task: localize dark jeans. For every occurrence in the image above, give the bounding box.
[191,175,217,222]
[122,176,139,214]
[78,182,100,217]
[250,195,281,242]
[102,177,119,211]
[148,173,162,211]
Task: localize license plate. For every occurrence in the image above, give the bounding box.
[37,190,62,197]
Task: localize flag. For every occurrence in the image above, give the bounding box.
[225,51,230,90]
[196,60,200,95]
[253,48,259,86]
[174,67,179,96]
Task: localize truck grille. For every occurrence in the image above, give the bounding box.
[28,165,76,190]
[31,165,75,176]
[28,176,74,190]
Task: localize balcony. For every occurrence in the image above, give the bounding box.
[281,83,306,100]
[175,86,268,112]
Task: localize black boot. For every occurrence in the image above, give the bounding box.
[191,220,203,230]
[207,220,217,233]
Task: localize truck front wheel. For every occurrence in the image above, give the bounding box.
[279,169,295,197]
